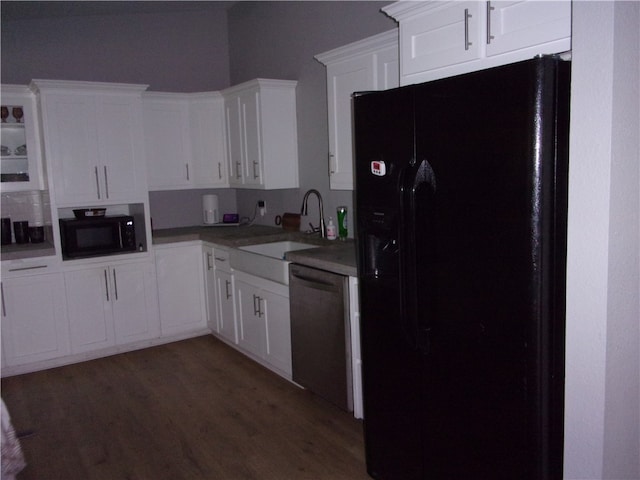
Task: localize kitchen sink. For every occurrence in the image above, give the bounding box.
[229,241,319,285]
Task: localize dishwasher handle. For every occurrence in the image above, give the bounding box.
[290,266,342,293]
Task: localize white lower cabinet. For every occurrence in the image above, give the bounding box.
[1,273,70,367]
[109,262,159,344]
[234,271,291,377]
[211,248,237,344]
[203,245,219,332]
[348,276,363,419]
[155,243,208,336]
[64,260,159,354]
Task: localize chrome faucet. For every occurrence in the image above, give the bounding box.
[300,189,326,238]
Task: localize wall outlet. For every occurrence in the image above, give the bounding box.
[258,200,266,216]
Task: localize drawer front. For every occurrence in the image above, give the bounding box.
[213,248,232,272]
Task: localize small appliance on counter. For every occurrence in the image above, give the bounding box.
[202,194,219,225]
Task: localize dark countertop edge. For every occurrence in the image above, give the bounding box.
[152,225,358,277]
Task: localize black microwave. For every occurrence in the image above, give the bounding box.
[59,215,136,259]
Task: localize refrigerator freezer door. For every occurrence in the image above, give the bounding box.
[354,87,425,480]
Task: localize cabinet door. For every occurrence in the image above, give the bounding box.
[203,247,219,332]
[143,96,192,189]
[41,92,102,204]
[239,89,263,187]
[224,96,244,187]
[376,45,400,91]
[326,56,374,191]
[401,1,482,75]
[318,32,397,191]
[235,277,265,358]
[65,267,115,354]
[190,95,229,188]
[1,274,70,367]
[486,1,571,57]
[110,262,159,344]
[155,244,207,336]
[41,89,146,204]
[262,289,292,376]
[216,269,237,343]
[96,94,146,200]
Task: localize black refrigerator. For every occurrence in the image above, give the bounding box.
[353,57,570,480]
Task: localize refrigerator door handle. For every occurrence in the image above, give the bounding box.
[401,158,437,354]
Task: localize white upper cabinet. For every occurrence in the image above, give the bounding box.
[31,80,148,206]
[383,0,571,85]
[143,93,192,189]
[189,93,229,188]
[485,1,572,56]
[143,92,228,190]
[0,85,45,192]
[316,30,399,190]
[397,2,483,76]
[222,79,299,190]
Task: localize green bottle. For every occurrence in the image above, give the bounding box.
[337,206,347,240]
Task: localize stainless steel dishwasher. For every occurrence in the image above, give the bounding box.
[289,263,353,412]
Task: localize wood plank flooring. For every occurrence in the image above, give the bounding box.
[1,335,371,480]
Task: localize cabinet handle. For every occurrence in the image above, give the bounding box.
[112,268,118,301]
[253,294,259,316]
[214,256,227,262]
[186,163,190,181]
[252,161,259,179]
[236,161,242,179]
[95,166,101,199]
[207,252,213,271]
[104,269,110,301]
[253,294,264,317]
[218,162,222,180]
[104,166,109,199]
[1,282,6,317]
[225,280,232,299]
[329,152,335,175]
[8,265,47,272]
[464,8,473,51]
[486,2,495,44]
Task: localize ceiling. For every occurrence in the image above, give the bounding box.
[1,1,235,21]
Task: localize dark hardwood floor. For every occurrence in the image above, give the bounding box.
[1,335,371,480]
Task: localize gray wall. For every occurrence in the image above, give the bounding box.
[564,3,640,478]
[0,3,231,91]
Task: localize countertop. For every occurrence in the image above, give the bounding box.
[0,225,358,277]
[153,225,358,277]
[1,241,56,261]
